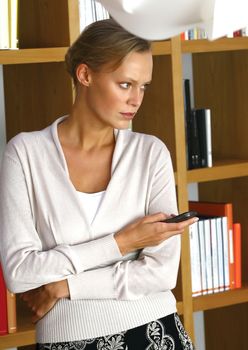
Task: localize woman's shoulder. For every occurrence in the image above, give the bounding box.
[6,128,47,151]
[3,121,55,161]
[119,129,170,154]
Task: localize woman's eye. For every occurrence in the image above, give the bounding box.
[120,82,131,89]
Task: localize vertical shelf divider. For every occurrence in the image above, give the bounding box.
[170,36,194,339]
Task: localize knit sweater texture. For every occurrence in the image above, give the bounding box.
[0,116,180,342]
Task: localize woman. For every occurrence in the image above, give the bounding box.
[0,19,197,349]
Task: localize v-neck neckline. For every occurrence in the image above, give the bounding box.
[51,115,120,227]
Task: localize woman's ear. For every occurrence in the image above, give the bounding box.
[76,64,91,87]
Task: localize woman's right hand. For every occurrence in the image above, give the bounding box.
[114,212,197,255]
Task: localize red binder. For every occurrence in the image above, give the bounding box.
[233,223,242,289]
[0,264,8,335]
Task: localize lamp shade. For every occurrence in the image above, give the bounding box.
[98,0,248,40]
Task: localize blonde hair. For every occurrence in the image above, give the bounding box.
[65,18,151,85]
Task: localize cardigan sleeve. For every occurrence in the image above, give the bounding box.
[67,140,181,300]
[0,153,122,294]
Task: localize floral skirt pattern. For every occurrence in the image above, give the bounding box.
[37,313,195,350]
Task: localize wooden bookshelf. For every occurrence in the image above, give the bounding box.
[0,47,67,65]
[0,325,35,350]
[151,40,171,55]
[193,287,248,312]
[191,36,248,350]
[133,30,248,350]
[187,160,248,183]
[182,37,248,53]
[1,1,248,349]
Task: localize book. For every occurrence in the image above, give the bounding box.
[189,201,235,290]
[233,223,242,288]
[189,222,202,296]
[205,216,227,292]
[0,0,9,49]
[216,217,225,291]
[79,0,109,31]
[195,108,212,168]
[183,80,212,169]
[0,0,18,49]
[202,218,213,294]
[209,217,219,292]
[221,216,230,290]
[184,79,201,169]
[8,0,19,49]
[0,264,8,335]
[197,220,208,295]
[189,214,229,295]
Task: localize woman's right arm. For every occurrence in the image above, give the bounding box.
[0,152,123,293]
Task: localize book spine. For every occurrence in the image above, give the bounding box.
[0,0,10,49]
[187,110,201,169]
[222,217,230,290]
[198,220,208,295]
[180,32,185,40]
[8,0,19,49]
[216,217,225,291]
[233,223,242,288]
[0,264,8,335]
[204,219,213,294]
[227,219,235,290]
[205,109,212,167]
[79,0,109,31]
[195,108,212,168]
[189,222,202,296]
[210,218,219,293]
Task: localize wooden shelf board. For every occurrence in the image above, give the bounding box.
[187,159,248,183]
[182,37,248,54]
[0,327,35,349]
[151,41,171,55]
[0,47,68,65]
[193,286,248,312]
[1,37,247,65]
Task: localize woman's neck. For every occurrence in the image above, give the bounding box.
[58,109,115,152]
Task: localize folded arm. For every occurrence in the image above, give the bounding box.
[0,154,122,293]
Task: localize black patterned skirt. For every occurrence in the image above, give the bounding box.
[37,313,195,350]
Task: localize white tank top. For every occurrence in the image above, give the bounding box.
[77,190,105,224]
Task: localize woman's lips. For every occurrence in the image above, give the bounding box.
[120,112,135,120]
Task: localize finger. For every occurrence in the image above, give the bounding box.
[143,212,167,223]
[163,217,198,231]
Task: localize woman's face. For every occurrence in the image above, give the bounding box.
[84,50,153,129]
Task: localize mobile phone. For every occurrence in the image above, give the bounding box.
[162,211,198,223]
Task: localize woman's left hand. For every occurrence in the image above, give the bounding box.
[20,280,69,323]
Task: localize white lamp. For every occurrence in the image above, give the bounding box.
[98,0,248,40]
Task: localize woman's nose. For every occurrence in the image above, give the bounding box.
[128,88,143,107]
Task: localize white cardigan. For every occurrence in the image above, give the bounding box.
[0,116,180,342]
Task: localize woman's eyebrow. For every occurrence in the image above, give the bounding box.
[121,77,152,84]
